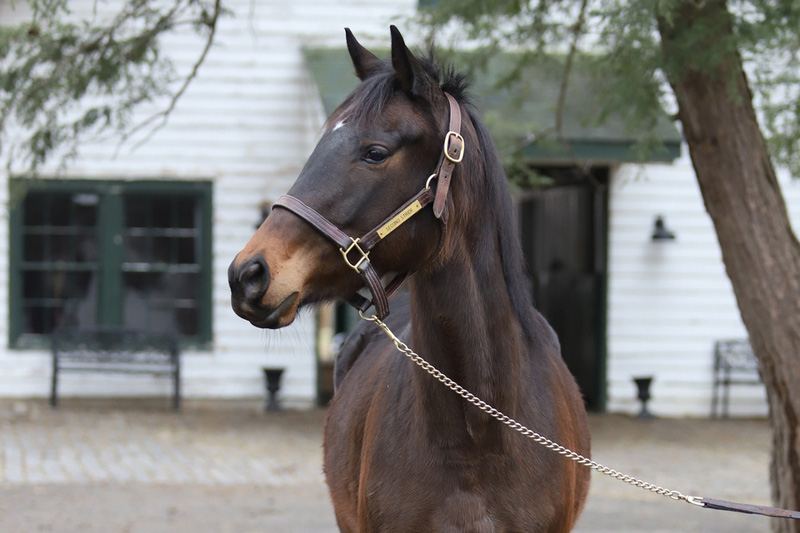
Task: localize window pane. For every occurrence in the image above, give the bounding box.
[126,198,149,228]
[175,197,196,228]
[19,191,99,337]
[22,270,96,333]
[50,234,72,261]
[23,271,50,299]
[152,236,173,263]
[176,237,196,264]
[171,272,199,301]
[23,194,46,225]
[151,197,172,228]
[122,194,203,338]
[123,272,166,332]
[72,195,98,227]
[122,272,199,336]
[75,230,98,263]
[124,235,149,263]
[176,308,199,336]
[23,235,46,262]
[22,305,54,335]
[48,194,72,226]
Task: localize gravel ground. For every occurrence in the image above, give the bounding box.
[0,399,776,532]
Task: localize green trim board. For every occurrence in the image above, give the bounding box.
[99,188,124,326]
[302,48,681,163]
[9,179,213,349]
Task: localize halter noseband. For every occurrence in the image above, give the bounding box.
[272,92,464,319]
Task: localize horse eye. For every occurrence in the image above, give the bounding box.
[364,147,388,164]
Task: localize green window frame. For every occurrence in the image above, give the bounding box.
[9,179,213,349]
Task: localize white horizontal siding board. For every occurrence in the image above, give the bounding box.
[610,283,732,299]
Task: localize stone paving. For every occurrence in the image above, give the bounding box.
[0,400,326,487]
[0,399,778,532]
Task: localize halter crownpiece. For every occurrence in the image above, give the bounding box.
[433,92,464,220]
[271,92,464,320]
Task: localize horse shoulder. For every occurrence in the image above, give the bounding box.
[517,307,591,520]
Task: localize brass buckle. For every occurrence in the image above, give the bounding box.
[443,131,464,163]
[340,238,369,272]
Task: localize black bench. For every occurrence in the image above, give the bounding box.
[51,327,181,410]
[711,339,761,418]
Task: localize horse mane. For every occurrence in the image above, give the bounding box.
[467,106,539,340]
[429,54,539,340]
[335,52,539,340]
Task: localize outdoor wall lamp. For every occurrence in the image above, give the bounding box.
[651,215,676,241]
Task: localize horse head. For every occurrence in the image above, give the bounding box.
[229,26,461,329]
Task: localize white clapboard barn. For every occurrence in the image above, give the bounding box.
[2,0,798,416]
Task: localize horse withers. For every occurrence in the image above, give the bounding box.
[229,26,590,532]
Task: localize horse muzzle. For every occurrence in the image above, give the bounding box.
[228,254,300,329]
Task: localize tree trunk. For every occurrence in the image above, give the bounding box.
[658,1,800,530]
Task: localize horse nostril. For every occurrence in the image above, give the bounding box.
[230,256,270,305]
[239,260,263,284]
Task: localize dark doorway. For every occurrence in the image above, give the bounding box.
[517,166,608,411]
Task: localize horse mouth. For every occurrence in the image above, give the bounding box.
[235,292,301,329]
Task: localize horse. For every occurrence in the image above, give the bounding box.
[228,26,591,532]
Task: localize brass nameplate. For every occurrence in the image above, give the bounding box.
[377,200,423,239]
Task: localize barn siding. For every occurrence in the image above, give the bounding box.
[607,152,800,417]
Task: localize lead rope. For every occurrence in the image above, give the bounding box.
[358,311,800,521]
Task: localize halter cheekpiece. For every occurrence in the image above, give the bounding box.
[272,92,464,319]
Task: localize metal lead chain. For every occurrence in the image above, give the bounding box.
[359,312,702,508]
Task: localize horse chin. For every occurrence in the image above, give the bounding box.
[247,291,301,329]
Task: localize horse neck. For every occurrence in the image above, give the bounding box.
[406,168,527,443]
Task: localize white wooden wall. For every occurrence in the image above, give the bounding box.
[0,0,417,405]
[608,151,800,417]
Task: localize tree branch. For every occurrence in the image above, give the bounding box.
[1,0,224,175]
[554,0,589,140]
[119,0,222,152]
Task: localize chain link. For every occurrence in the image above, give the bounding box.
[359,312,703,507]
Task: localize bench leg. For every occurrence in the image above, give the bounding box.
[711,381,719,418]
[173,368,181,411]
[51,365,58,409]
[722,372,731,419]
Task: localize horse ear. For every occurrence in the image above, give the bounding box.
[390,25,433,96]
[345,28,381,81]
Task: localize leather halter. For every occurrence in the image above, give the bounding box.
[272,92,464,320]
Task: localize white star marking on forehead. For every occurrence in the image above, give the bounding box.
[332,119,347,132]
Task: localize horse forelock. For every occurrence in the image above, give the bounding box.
[326,66,396,130]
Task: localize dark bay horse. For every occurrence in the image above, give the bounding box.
[229,26,590,532]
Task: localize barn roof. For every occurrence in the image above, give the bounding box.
[303,47,682,163]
